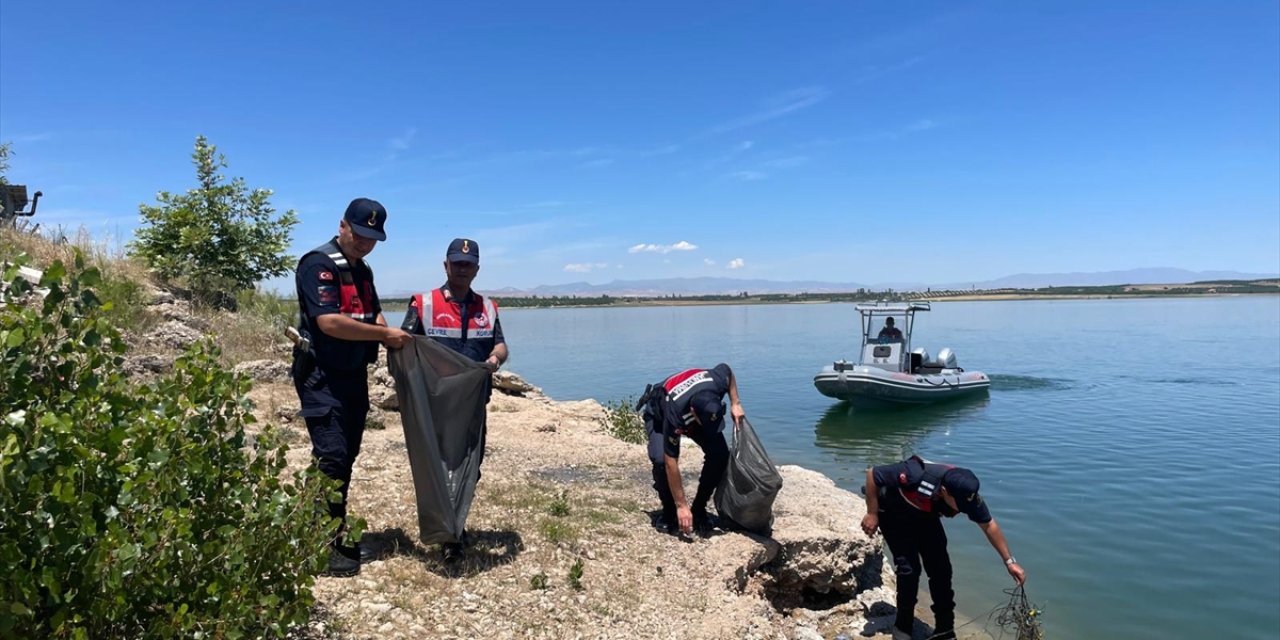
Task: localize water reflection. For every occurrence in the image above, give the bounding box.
[813,396,991,464]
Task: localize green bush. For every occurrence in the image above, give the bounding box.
[602,397,645,444]
[548,491,570,517]
[0,253,335,639]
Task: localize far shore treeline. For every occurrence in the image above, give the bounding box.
[374,278,1280,310]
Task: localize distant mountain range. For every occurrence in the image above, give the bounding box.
[446,268,1278,298]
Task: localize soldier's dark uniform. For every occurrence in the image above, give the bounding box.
[643,364,733,533]
[292,199,387,547]
[870,457,990,639]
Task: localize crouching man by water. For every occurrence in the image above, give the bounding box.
[862,457,1026,640]
[641,364,745,536]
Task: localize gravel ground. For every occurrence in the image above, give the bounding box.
[249,371,989,640]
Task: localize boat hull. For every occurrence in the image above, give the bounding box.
[813,366,990,405]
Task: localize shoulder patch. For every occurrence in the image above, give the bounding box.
[318,270,334,281]
[318,285,339,305]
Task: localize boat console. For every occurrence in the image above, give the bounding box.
[861,341,903,372]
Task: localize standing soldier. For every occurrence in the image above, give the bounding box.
[292,197,413,577]
[862,456,1027,640]
[400,237,508,561]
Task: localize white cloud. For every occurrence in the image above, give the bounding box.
[641,144,680,157]
[389,127,417,151]
[704,258,716,266]
[564,262,609,273]
[12,132,54,143]
[727,258,745,269]
[629,241,699,254]
[762,156,809,169]
[728,171,767,182]
[706,87,830,135]
[340,125,418,180]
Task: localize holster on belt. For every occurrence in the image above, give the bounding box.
[287,327,319,387]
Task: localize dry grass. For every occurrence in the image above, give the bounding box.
[204,304,294,365]
[2,224,164,335]
[1,223,151,285]
[3,223,296,366]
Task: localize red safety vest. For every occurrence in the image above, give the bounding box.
[662,368,721,432]
[319,240,376,323]
[410,289,498,338]
[897,455,955,513]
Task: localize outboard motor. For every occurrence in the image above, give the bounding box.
[936,347,957,369]
[911,347,932,364]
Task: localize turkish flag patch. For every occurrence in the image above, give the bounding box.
[318,271,334,281]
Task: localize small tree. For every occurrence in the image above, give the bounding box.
[131,136,298,308]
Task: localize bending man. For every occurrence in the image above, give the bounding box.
[644,364,745,536]
[862,456,1026,640]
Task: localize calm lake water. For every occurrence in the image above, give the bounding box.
[388,297,1280,639]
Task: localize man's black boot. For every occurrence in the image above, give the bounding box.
[657,507,678,534]
[691,505,718,536]
[323,545,360,577]
[442,530,468,563]
[442,542,465,563]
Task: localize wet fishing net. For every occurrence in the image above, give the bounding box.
[990,585,1045,640]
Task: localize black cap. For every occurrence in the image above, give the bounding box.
[943,467,982,515]
[447,238,479,264]
[690,390,725,431]
[344,198,388,241]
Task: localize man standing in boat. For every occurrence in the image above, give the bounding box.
[878,316,903,341]
[639,364,745,536]
[862,456,1026,640]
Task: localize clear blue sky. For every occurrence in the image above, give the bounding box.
[2,1,1277,292]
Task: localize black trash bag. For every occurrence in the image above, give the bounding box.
[387,336,492,544]
[714,418,782,534]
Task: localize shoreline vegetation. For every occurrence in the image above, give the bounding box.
[378,278,1280,311]
[1,220,1019,639]
[2,225,939,639]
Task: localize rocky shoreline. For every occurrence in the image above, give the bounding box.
[86,280,983,640]
[228,363,983,640]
